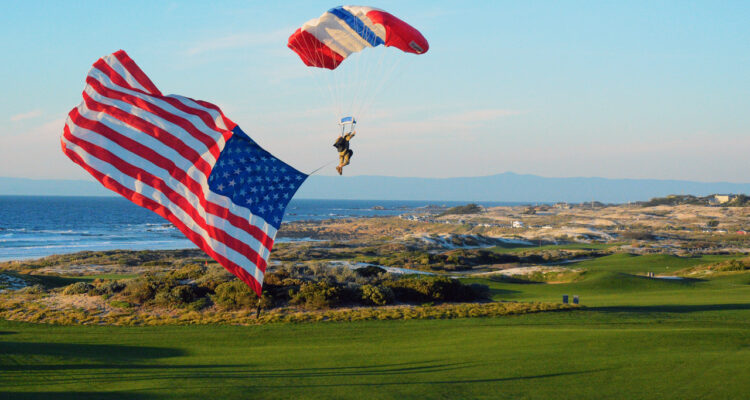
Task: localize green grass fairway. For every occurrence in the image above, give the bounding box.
[3,309,750,400]
[3,253,750,399]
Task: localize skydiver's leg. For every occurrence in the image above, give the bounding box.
[342,149,353,166]
[337,152,345,175]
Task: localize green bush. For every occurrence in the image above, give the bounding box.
[290,281,341,309]
[355,265,386,278]
[93,280,126,296]
[212,280,257,310]
[360,284,394,306]
[384,276,488,303]
[62,282,95,295]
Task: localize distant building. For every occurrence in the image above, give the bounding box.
[709,194,736,205]
[512,221,525,228]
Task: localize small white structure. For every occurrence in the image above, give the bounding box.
[512,220,525,228]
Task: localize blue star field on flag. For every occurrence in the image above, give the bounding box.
[208,126,308,229]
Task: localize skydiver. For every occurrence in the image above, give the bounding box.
[333,131,355,175]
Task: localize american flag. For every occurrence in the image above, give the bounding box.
[61,50,307,296]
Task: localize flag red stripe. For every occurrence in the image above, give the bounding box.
[61,141,263,294]
[63,126,269,274]
[68,108,275,250]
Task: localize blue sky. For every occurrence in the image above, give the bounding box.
[1,1,748,182]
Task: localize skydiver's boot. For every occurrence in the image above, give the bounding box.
[336,165,343,175]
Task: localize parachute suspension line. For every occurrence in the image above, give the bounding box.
[308,160,336,176]
[354,47,393,123]
[358,55,404,122]
[297,32,337,119]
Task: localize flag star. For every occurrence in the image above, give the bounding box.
[272,166,277,172]
[258,206,266,213]
[223,172,230,178]
[251,187,258,193]
[277,203,284,209]
[295,175,303,180]
[217,184,225,191]
[245,166,253,172]
[264,195,270,201]
[250,157,257,162]
[229,179,236,186]
[240,189,247,195]
[234,168,241,175]
[274,216,281,223]
[283,193,289,199]
[228,159,235,165]
[284,176,290,181]
[273,193,279,200]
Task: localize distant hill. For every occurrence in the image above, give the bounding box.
[3,173,750,203]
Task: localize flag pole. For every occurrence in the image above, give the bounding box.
[255,288,263,319]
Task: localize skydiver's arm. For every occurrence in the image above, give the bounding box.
[347,131,356,140]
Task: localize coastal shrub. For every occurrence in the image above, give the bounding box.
[360,284,394,306]
[62,282,95,295]
[93,280,126,296]
[290,281,341,309]
[212,280,257,310]
[122,273,176,304]
[18,284,46,295]
[384,277,488,303]
[185,297,210,311]
[355,265,386,278]
[169,264,206,280]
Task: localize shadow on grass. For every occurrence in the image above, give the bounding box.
[0,391,167,400]
[3,360,469,388]
[252,368,611,388]
[488,287,523,298]
[0,341,185,363]
[589,303,750,314]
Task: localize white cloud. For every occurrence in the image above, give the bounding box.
[10,110,43,122]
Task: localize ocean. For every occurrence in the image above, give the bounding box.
[0,196,517,261]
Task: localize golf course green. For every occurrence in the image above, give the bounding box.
[2,253,750,399]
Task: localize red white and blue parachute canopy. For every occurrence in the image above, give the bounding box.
[288,6,429,70]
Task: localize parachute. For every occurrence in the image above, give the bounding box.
[288,6,429,132]
[288,6,429,70]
